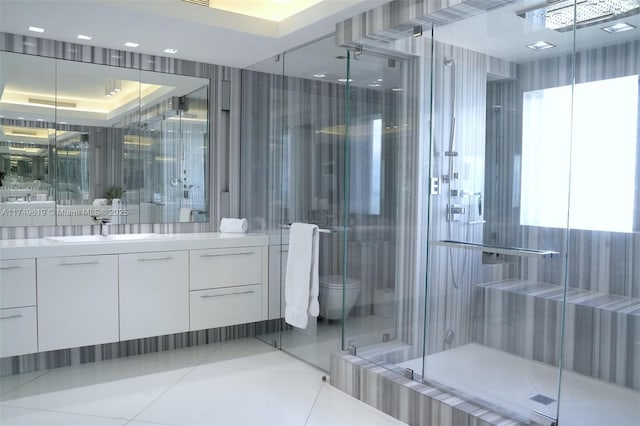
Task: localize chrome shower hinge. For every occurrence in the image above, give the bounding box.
[348,345,357,356]
[404,368,414,380]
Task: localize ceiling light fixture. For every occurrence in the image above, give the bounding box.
[164,48,179,54]
[517,0,640,32]
[391,88,404,92]
[77,34,92,40]
[527,40,556,50]
[105,79,122,97]
[338,78,354,83]
[28,26,44,33]
[313,73,326,78]
[369,83,381,87]
[376,78,383,82]
[124,42,139,48]
[602,21,636,32]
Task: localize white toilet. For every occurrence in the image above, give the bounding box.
[318,275,362,320]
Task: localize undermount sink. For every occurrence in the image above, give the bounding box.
[46,233,160,243]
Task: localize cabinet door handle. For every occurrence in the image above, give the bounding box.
[0,265,21,270]
[138,256,173,262]
[200,290,255,298]
[0,314,23,320]
[200,252,253,258]
[59,261,99,266]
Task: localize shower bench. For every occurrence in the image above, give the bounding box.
[478,279,639,391]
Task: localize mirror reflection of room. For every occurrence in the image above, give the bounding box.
[0,51,209,227]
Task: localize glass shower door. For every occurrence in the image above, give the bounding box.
[341,45,425,371]
[558,10,640,426]
[416,3,576,424]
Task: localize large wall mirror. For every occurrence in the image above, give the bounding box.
[0,51,209,227]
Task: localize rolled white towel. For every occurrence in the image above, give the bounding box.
[220,217,248,233]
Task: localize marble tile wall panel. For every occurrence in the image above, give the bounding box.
[336,0,514,48]
[330,351,524,426]
[0,319,283,376]
[479,281,639,390]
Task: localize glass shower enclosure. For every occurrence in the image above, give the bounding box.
[241,3,639,424]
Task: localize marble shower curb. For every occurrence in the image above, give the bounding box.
[330,351,524,426]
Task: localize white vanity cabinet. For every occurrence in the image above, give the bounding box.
[37,255,119,352]
[0,258,38,357]
[0,233,269,357]
[119,250,189,340]
[189,246,268,330]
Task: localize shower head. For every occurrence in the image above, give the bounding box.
[517,0,640,32]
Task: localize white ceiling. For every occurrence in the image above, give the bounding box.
[0,0,390,69]
[433,0,640,63]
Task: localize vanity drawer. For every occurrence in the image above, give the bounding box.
[190,284,262,331]
[190,247,262,290]
[0,259,36,309]
[119,250,189,340]
[37,255,119,352]
[0,306,38,357]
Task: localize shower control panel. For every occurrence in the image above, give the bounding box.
[430,177,440,195]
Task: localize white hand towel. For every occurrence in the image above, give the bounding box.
[285,222,319,329]
[220,217,248,233]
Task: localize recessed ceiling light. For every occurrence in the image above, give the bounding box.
[28,26,44,33]
[602,22,636,33]
[337,78,354,83]
[527,41,555,50]
[391,87,404,92]
[376,78,383,82]
[37,118,44,121]
[77,34,92,40]
[164,48,178,54]
[17,117,25,120]
[313,73,326,78]
[369,83,381,87]
[124,42,139,48]
[59,121,67,124]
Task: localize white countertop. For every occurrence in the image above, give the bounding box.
[0,232,269,260]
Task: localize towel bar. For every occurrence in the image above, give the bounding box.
[282,224,332,234]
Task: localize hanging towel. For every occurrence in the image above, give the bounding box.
[285,222,319,329]
[220,217,248,233]
[179,207,193,222]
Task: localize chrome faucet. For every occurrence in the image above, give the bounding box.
[91,216,111,236]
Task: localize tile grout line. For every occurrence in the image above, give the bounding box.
[303,381,326,426]
[0,403,129,422]
[0,370,53,397]
[123,343,226,425]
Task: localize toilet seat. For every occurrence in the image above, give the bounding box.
[319,275,361,290]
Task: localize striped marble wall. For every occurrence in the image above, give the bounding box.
[330,351,523,426]
[335,0,514,49]
[485,40,640,297]
[239,61,414,320]
[482,40,640,389]
[0,319,283,376]
[0,32,242,238]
